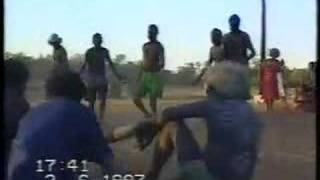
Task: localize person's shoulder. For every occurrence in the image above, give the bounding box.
[223,32,232,38]
[100,47,109,52]
[240,31,250,38]
[86,47,95,54]
[158,41,164,49]
[211,45,223,51]
[210,46,215,52]
[155,41,163,45]
[143,41,152,48]
[59,46,67,52]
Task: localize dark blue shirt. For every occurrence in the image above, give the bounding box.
[7,98,113,180]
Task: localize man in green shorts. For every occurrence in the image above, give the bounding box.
[133,24,165,119]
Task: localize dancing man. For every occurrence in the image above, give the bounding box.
[81,33,124,120]
[133,24,165,119]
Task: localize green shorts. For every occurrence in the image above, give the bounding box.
[135,72,164,98]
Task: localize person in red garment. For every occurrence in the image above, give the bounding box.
[260,48,282,111]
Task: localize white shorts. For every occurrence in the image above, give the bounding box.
[81,72,108,89]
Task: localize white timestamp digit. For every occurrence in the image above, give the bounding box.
[45,174,56,180]
[104,174,145,180]
[45,159,57,172]
[134,174,145,180]
[78,174,89,180]
[123,174,134,180]
[67,159,78,172]
[113,174,122,180]
[80,160,89,172]
[36,160,45,172]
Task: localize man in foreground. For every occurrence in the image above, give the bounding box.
[7,71,114,180]
[138,62,263,180]
[4,59,30,172]
[81,33,124,120]
[133,24,165,119]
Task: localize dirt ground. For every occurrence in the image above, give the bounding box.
[25,85,316,180]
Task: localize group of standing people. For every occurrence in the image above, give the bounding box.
[47,24,165,121]
[47,14,258,121]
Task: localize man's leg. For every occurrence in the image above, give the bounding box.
[87,88,96,111]
[150,97,157,118]
[99,99,106,120]
[145,122,202,180]
[98,85,108,120]
[145,122,175,180]
[134,98,152,118]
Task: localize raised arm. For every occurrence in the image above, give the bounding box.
[80,51,88,72]
[157,100,210,130]
[193,50,214,85]
[159,43,165,69]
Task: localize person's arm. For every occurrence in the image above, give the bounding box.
[245,33,256,60]
[137,45,146,81]
[106,124,137,143]
[193,50,214,85]
[62,47,68,62]
[81,51,88,72]
[157,100,210,133]
[159,43,165,69]
[106,50,123,81]
[136,62,144,82]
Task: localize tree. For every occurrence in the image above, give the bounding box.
[113,54,126,65]
[175,62,197,85]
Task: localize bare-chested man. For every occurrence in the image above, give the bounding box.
[133,24,165,119]
[223,14,256,66]
[193,28,224,86]
[81,33,123,120]
[48,33,69,73]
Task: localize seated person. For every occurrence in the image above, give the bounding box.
[294,61,316,112]
[137,62,263,180]
[7,70,113,180]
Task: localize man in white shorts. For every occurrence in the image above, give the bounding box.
[81,33,124,120]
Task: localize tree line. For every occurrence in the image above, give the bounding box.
[5,52,308,98]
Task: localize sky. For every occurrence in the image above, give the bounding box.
[5,0,317,70]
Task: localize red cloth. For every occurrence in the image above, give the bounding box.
[260,59,281,101]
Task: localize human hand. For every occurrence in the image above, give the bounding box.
[134,121,158,151]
